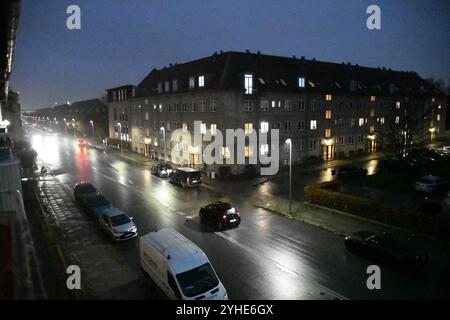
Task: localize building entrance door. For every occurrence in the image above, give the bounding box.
[323,145,334,161]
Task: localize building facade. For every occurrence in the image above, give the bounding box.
[107,51,447,175]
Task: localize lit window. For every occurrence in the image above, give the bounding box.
[370,96,376,102]
[325,94,333,101]
[182,122,188,132]
[244,74,253,94]
[260,122,269,133]
[245,146,253,157]
[298,77,305,88]
[271,101,276,108]
[325,110,332,119]
[198,75,205,87]
[244,123,253,134]
[395,116,400,124]
[325,129,331,138]
[260,144,269,155]
[221,147,230,159]
[370,126,375,133]
[159,104,163,112]
[310,120,317,130]
[145,112,149,120]
[359,118,364,126]
[200,123,206,134]
[432,97,436,103]
[370,109,375,117]
[437,114,441,121]
[396,101,401,109]
[211,124,217,135]
[189,77,195,89]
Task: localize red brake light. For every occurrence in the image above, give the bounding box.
[236,211,240,217]
[222,214,227,220]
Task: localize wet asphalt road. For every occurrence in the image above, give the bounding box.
[28,128,450,299]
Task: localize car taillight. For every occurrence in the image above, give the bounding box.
[222,214,227,220]
[236,211,240,217]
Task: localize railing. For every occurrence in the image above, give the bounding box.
[0,189,47,299]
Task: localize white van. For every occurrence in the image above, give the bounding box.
[139,228,228,300]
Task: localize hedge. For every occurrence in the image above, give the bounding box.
[304,181,450,241]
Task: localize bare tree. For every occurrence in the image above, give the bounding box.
[384,98,431,159]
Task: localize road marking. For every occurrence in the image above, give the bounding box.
[215,231,348,300]
[177,211,186,216]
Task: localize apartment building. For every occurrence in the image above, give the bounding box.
[106,51,447,175]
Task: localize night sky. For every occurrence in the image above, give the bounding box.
[10,0,450,110]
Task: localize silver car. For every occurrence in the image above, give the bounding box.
[98,208,137,241]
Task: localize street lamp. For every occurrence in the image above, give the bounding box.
[90,120,95,140]
[160,127,166,163]
[285,138,292,215]
[72,118,76,138]
[117,123,123,157]
[63,118,68,135]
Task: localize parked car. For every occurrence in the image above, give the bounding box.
[344,231,428,269]
[199,202,241,230]
[140,228,228,300]
[169,167,201,187]
[98,208,137,241]
[336,166,367,179]
[151,163,173,178]
[78,139,88,148]
[414,175,448,193]
[79,194,112,217]
[73,182,98,202]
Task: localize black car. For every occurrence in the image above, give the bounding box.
[336,166,367,179]
[169,167,201,187]
[199,202,241,230]
[79,194,112,217]
[73,182,98,202]
[151,163,173,177]
[344,231,428,269]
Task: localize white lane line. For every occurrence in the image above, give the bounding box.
[215,231,348,300]
[127,179,134,185]
[177,211,186,216]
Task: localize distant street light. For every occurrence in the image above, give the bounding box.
[72,118,76,138]
[160,126,166,163]
[286,138,292,215]
[90,120,95,140]
[117,123,123,157]
[63,118,68,135]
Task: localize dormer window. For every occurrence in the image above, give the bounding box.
[298,77,305,88]
[198,75,205,87]
[325,94,333,101]
[350,80,357,92]
[244,74,253,94]
[189,77,195,89]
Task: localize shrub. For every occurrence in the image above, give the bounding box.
[304,181,450,241]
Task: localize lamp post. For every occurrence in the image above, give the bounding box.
[63,118,67,135]
[160,127,166,163]
[285,138,292,215]
[117,123,123,157]
[72,118,76,138]
[90,120,94,140]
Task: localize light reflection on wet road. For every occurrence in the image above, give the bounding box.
[30,128,450,299]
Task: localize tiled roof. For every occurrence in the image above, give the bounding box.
[136,51,442,97]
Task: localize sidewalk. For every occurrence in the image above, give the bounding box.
[37,174,147,299]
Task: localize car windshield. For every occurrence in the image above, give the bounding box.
[110,214,131,226]
[175,263,219,297]
[78,184,96,194]
[418,177,433,184]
